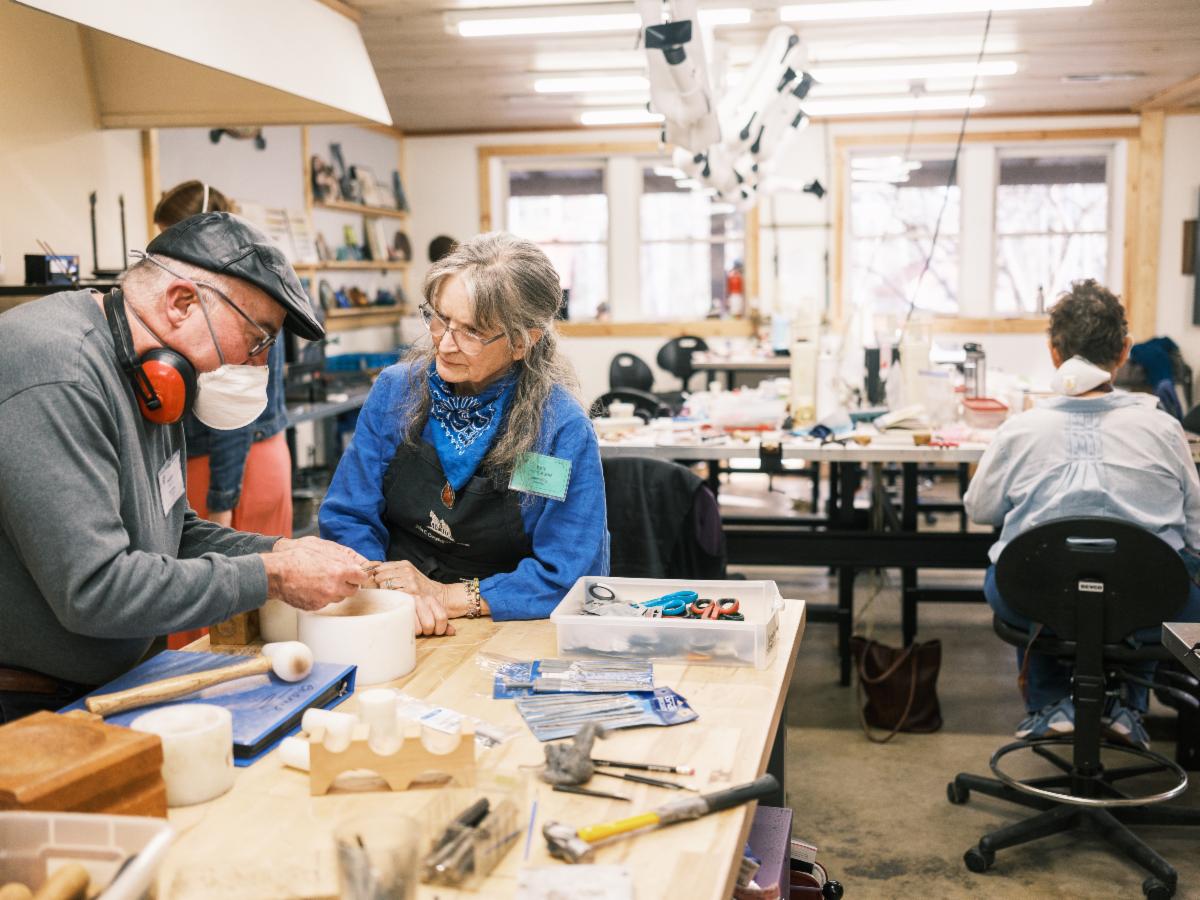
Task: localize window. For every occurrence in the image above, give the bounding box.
[843,141,1118,322]
[505,163,608,320]
[848,155,960,318]
[640,165,745,319]
[993,152,1109,314]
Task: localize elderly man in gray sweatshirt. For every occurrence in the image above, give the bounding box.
[0,213,367,722]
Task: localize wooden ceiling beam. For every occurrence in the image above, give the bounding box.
[1138,70,1200,111]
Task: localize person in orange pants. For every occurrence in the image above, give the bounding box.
[155,182,295,647]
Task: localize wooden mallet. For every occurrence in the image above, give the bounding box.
[86,642,313,717]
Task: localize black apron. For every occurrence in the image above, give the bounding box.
[382,440,532,583]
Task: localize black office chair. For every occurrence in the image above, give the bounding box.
[656,335,708,394]
[589,389,673,423]
[947,518,1200,900]
[601,456,726,579]
[609,353,655,393]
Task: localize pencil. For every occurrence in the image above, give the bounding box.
[594,770,699,792]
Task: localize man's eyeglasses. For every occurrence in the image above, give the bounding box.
[132,252,277,359]
[420,303,505,357]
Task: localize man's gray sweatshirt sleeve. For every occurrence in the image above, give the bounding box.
[0,382,273,638]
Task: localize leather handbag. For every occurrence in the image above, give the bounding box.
[849,635,943,743]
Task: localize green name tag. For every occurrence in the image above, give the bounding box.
[509,452,571,501]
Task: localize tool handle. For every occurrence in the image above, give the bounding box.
[86,656,272,716]
[702,774,779,814]
[578,811,660,844]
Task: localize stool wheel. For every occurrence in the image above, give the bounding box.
[947,780,969,805]
[1143,877,1173,900]
[964,846,994,873]
[822,880,844,900]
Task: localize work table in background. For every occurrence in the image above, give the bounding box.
[157,601,806,898]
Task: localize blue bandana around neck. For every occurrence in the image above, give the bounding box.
[424,362,517,491]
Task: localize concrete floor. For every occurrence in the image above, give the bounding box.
[721,474,1200,900]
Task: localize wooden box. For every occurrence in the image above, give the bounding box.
[209,610,260,646]
[0,712,166,817]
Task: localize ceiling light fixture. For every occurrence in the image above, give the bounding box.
[810,59,1018,83]
[805,35,1020,61]
[532,50,646,71]
[780,0,1092,23]
[535,75,650,93]
[455,7,749,38]
[801,93,986,116]
[579,108,665,125]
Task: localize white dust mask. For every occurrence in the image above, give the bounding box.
[1050,356,1112,396]
[193,365,269,429]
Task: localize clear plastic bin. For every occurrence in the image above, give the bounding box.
[551,577,784,669]
[0,812,173,900]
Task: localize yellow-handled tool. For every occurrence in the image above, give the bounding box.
[544,774,778,863]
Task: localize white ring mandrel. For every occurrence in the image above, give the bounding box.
[278,736,311,771]
[131,704,234,807]
[358,688,401,754]
[303,708,356,752]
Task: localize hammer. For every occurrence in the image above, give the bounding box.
[543,774,779,863]
[86,641,313,717]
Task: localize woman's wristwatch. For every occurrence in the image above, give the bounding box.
[462,577,483,618]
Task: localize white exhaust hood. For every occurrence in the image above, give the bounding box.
[16,0,392,127]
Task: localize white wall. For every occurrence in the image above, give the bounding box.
[1155,114,1200,373]
[0,1,147,285]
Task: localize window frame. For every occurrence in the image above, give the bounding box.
[832,126,1140,335]
[478,142,760,331]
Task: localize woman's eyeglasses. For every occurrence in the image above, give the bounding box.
[420,303,505,357]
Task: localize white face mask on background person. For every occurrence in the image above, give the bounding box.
[193,364,269,429]
[1051,355,1112,396]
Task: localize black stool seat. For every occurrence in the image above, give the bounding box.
[948,518,1200,900]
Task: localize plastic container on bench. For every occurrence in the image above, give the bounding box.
[0,811,173,900]
[550,577,784,669]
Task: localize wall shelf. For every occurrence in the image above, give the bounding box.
[314,199,408,220]
[323,306,408,332]
[297,260,410,272]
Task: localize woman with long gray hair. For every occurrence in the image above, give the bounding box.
[320,232,609,635]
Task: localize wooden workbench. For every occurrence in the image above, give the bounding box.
[156,601,806,898]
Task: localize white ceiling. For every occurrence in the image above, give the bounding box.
[352,0,1200,134]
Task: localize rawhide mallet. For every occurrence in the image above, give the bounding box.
[86,641,313,717]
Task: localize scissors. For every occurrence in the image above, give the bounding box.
[687,598,743,621]
[635,590,696,617]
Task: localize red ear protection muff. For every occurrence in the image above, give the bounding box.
[103,289,197,425]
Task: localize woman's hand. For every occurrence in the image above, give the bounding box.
[366,560,457,636]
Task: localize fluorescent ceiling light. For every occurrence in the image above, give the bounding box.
[653,165,688,178]
[802,93,986,116]
[535,75,650,93]
[456,7,748,37]
[811,59,1018,83]
[781,0,1092,22]
[807,35,1020,61]
[698,7,753,25]
[458,12,640,36]
[676,178,702,189]
[580,108,665,125]
[533,50,645,71]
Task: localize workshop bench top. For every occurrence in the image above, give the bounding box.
[157,601,806,898]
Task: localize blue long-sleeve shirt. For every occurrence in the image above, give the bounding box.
[965,392,1200,563]
[319,364,609,619]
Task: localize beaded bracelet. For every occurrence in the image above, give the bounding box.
[463,577,482,618]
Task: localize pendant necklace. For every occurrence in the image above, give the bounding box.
[441,481,455,509]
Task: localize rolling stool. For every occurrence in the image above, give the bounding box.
[946,517,1200,899]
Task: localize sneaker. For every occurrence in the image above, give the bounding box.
[1103,698,1151,751]
[1014,697,1076,740]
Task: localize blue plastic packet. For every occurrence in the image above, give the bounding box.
[493,659,654,699]
[514,687,697,741]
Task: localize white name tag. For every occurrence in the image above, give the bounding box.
[158,450,185,517]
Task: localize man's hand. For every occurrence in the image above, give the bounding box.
[274,536,369,567]
[261,541,366,612]
[365,559,457,637]
[208,509,234,528]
